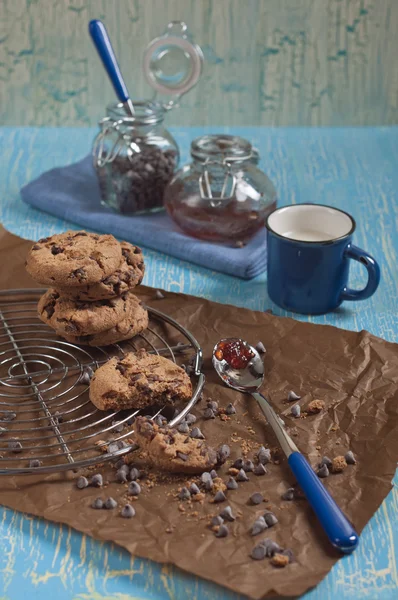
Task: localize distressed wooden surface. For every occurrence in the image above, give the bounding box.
[0,126,397,598]
[0,0,398,127]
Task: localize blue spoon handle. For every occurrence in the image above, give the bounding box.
[89,19,131,107]
[288,452,359,553]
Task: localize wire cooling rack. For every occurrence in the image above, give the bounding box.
[0,289,204,475]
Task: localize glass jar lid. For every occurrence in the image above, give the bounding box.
[191,134,254,163]
[143,21,203,103]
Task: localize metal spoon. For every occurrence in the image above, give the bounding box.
[212,337,359,554]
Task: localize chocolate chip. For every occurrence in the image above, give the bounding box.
[236,469,249,482]
[225,403,236,415]
[177,421,190,434]
[213,491,227,503]
[70,267,87,281]
[107,442,120,454]
[92,498,104,509]
[115,363,127,375]
[76,476,89,489]
[177,452,189,462]
[185,413,197,425]
[190,427,205,439]
[257,446,271,465]
[178,487,191,500]
[121,504,135,518]
[111,420,124,433]
[220,506,235,521]
[104,497,118,509]
[32,244,41,250]
[51,245,64,255]
[253,463,267,476]
[261,538,281,557]
[243,459,254,472]
[291,404,301,418]
[29,459,42,468]
[255,341,266,354]
[263,511,278,527]
[201,472,213,490]
[345,451,356,465]
[250,492,264,505]
[154,415,167,427]
[207,400,218,412]
[288,390,301,402]
[319,456,332,468]
[2,411,17,422]
[233,458,244,469]
[211,515,224,527]
[116,467,128,483]
[215,524,229,538]
[317,464,330,478]
[251,543,267,560]
[204,408,215,420]
[250,517,267,536]
[189,483,200,495]
[0,427,7,435]
[128,481,141,495]
[281,488,295,501]
[155,290,165,299]
[129,467,141,481]
[90,474,103,487]
[115,458,126,469]
[226,477,238,490]
[80,366,94,385]
[281,548,295,563]
[8,440,22,453]
[210,469,218,479]
[217,444,230,464]
[38,237,50,243]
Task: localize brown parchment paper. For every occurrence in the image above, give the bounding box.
[0,225,398,599]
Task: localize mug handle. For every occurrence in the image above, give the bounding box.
[340,244,380,301]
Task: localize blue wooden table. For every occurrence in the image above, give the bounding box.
[0,126,397,599]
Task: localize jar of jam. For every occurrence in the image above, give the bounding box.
[164,134,277,243]
[92,21,203,215]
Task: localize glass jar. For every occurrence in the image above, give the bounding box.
[164,134,277,244]
[93,101,179,214]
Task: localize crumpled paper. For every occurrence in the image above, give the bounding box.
[0,225,397,599]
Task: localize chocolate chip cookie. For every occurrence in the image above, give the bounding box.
[133,416,217,474]
[56,242,145,301]
[89,349,192,411]
[26,231,122,287]
[38,289,138,336]
[61,299,149,346]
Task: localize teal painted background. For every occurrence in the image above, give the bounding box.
[0,0,397,127]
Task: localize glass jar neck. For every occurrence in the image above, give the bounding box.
[105,101,166,130]
[190,134,255,166]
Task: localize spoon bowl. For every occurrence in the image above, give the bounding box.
[212,337,264,393]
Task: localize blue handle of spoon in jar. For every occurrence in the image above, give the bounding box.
[89,19,135,116]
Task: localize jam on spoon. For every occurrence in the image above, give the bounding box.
[214,339,255,370]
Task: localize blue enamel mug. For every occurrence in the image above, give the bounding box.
[266,204,380,315]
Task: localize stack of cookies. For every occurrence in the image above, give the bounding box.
[26,230,149,346]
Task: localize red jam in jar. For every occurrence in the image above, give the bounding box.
[214,339,254,370]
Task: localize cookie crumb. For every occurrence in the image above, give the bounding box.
[307,400,325,414]
[271,553,290,568]
[331,456,347,473]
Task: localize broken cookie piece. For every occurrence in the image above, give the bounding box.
[307,399,325,414]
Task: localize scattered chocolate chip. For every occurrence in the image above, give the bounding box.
[211,515,224,527]
[257,446,271,465]
[104,497,118,509]
[288,390,301,402]
[178,487,191,500]
[121,504,136,518]
[204,407,215,420]
[190,427,205,439]
[80,366,94,385]
[251,543,267,560]
[177,421,190,434]
[154,415,167,427]
[116,467,129,483]
[92,498,104,509]
[281,548,295,563]
[129,467,141,481]
[155,290,165,299]
[243,459,254,472]
[250,492,264,505]
[233,458,244,469]
[0,426,7,435]
[226,477,239,490]
[201,472,213,490]
[317,464,330,478]
[253,463,267,476]
[213,491,227,503]
[189,483,200,495]
[236,469,249,482]
[217,444,230,464]
[319,456,333,468]
[215,524,229,538]
[255,341,266,354]
[207,400,218,412]
[177,452,189,462]
[185,413,197,425]
[107,442,120,454]
[115,458,126,469]
[8,440,22,453]
[220,506,235,522]
[128,481,141,496]
[250,517,267,536]
[345,451,356,465]
[90,474,103,487]
[2,412,17,422]
[29,459,42,468]
[291,404,301,418]
[76,476,89,489]
[225,403,236,415]
[281,488,295,501]
[54,411,64,424]
[262,538,282,557]
[263,512,278,527]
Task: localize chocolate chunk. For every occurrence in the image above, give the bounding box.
[291,404,301,418]
[51,245,64,255]
[129,467,141,481]
[207,400,218,413]
[155,290,165,299]
[211,515,224,527]
[217,444,230,464]
[189,483,200,495]
[90,474,103,487]
[319,456,333,468]
[345,451,356,465]
[121,504,136,518]
[243,459,254,472]
[215,524,229,538]
[29,459,42,468]
[225,403,236,415]
[177,421,190,434]
[317,464,330,478]
[8,440,22,453]
[116,363,127,375]
[190,427,205,439]
[2,411,17,422]
[128,481,141,496]
[288,390,301,402]
[213,491,227,503]
[76,476,89,489]
[250,492,264,505]
[257,446,271,465]
[263,511,278,527]
[251,543,267,560]
[220,506,235,521]
[255,341,266,354]
[233,458,244,469]
[226,477,238,490]
[104,497,118,509]
[281,488,295,501]
[204,407,215,420]
[185,413,197,425]
[253,463,267,476]
[250,517,267,536]
[176,451,189,462]
[236,469,249,482]
[92,498,104,509]
[178,487,191,500]
[261,538,281,557]
[210,469,218,479]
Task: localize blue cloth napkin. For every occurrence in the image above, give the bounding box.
[21,156,267,279]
